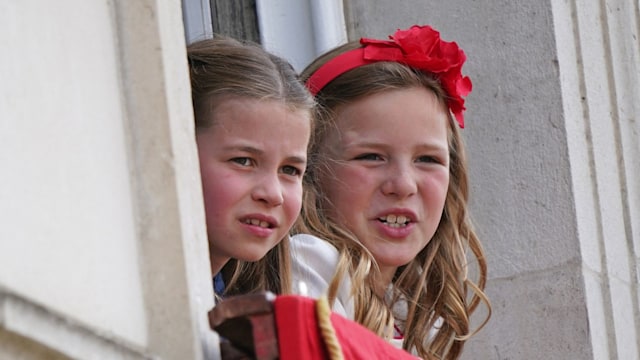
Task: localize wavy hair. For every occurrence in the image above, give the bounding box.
[188,35,314,296]
[295,41,490,359]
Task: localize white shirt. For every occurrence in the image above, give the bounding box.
[290,233,355,318]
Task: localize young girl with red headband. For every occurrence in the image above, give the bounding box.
[291,25,491,359]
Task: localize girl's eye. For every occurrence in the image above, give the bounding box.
[281,165,302,176]
[354,153,382,161]
[417,155,443,164]
[231,157,253,166]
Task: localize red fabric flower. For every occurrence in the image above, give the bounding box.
[360,25,472,128]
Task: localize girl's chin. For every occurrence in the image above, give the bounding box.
[237,254,268,263]
[374,254,418,268]
[235,248,274,262]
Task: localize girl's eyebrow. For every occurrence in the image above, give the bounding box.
[223,145,307,164]
[286,155,308,165]
[223,145,263,155]
[345,140,448,152]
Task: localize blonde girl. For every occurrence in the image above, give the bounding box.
[291,25,490,359]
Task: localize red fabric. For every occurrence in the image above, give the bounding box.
[275,295,417,360]
[304,49,372,96]
[275,295,330,360]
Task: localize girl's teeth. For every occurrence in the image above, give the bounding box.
[380,214,409,226]
[248,219,270,228]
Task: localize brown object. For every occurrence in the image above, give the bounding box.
[209,292,279,360]
[210,0,260,44]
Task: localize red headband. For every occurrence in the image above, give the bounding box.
[305,25,472,128]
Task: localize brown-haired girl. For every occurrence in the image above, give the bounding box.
[188,35,314,297]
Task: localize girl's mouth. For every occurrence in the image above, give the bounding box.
[242,218,273,228]
[378,214,410,228]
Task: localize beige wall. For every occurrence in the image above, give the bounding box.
[0,1,217,359]
[1,0,147,346]
[554,0,640,358]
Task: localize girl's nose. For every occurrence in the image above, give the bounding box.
[380,165,417,199]
[251,173,284,206]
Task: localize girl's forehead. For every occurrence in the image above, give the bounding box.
[319,88,449,146]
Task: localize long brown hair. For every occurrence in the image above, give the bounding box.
[295,41,490,359]
[187,35,314,296]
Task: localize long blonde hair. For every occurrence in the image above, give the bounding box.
[295,41,490,359]
[188,35,314,296]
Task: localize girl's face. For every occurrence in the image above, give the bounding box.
[319,87,450,284]
[197,97,310,275]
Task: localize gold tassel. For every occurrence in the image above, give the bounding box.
[316,295,344,360]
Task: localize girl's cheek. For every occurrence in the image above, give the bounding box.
[284,182,304,204]
[334,167,375,189]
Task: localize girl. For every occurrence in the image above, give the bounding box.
[291,25,490,359]
[188,36,314,297]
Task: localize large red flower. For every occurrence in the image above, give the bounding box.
[360,25,472,128]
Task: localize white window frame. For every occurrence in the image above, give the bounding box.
[181,0,347,71]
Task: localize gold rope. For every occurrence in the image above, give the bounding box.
[315,295,344,360]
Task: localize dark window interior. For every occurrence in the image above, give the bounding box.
[210,0,260,43]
